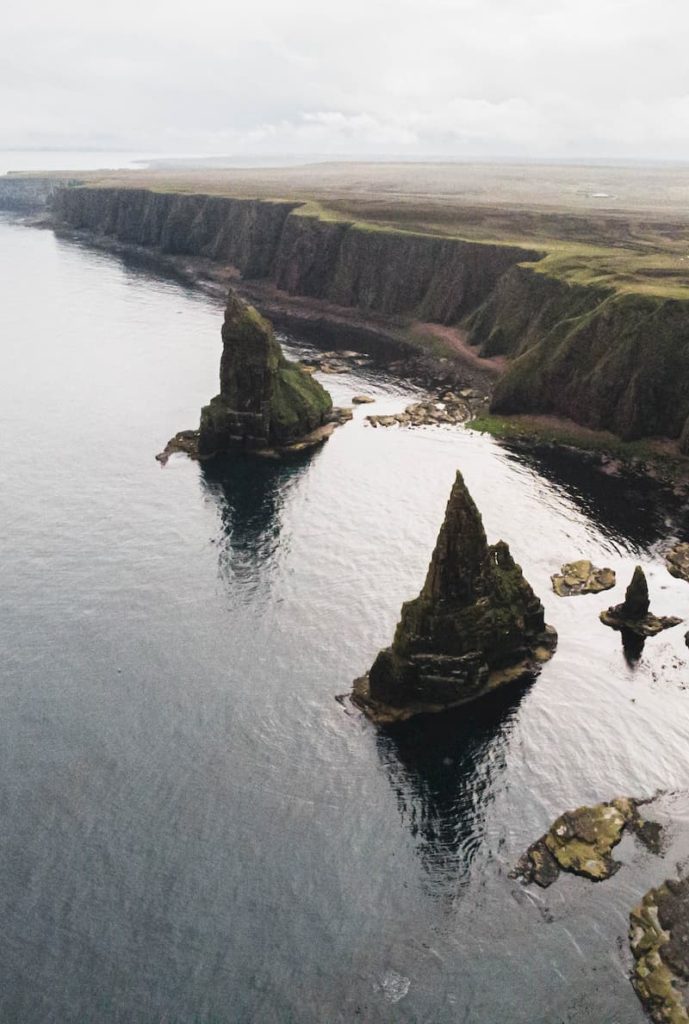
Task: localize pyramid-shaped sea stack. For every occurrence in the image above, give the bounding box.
[352,471,557,723]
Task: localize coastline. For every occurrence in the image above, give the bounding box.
[49,217,689,491]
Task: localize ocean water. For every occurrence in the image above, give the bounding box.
[1,212,689,1023]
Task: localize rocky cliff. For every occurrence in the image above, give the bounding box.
[51,186,537,322]
[352,471,556,723]
[468,264,689,442]
[198,290,333,456]
[0,175,61,211]
[49,184,689,447]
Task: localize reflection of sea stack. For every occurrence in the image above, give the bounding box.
[198,291,334,457]
[600,566,682,637]
[352,471,557,724]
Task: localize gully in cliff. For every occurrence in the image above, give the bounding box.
[157,290,350,464]
[351,471,557,724]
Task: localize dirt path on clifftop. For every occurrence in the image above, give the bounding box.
[413,322,506,376]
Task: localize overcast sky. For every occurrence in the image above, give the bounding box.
[4,0,689,159]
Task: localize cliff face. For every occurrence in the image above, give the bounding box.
[50,184,689,447]
[51,186,537,323]
[352,471,556,723]
[470,265,689,442]
[0,176,60,211]
[198,291,332,456]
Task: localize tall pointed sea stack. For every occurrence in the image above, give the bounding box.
[198,291,333,456]
[352,471,557,723]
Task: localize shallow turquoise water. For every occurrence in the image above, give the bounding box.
[1,214,689,1023]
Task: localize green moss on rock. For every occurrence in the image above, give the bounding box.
[198,290,333,456]
[352,470,556,723]
[630,877,689,1023]
[515,797,663,888]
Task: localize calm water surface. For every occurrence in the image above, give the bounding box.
[2,214,689,1023]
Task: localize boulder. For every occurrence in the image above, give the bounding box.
[352,471,557,723]
[600,566,682,636]
[666,542,689,583]
[551,559,616,597]
[198,291,333,457]
[630,876,689,1023]
[515,797,663,888]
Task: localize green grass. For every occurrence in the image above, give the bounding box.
[467,414,689,478]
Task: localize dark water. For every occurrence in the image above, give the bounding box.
[3,214,689,1024]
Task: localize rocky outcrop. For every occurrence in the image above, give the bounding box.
[600,566,682,636]
[198,291,334,457]
[551,559,616,597]
[630,876,689,1023]
[514,797,662,888]
[352,471,557,723]
[666,543,689,583]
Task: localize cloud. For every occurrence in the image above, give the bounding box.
[2,0,689,158]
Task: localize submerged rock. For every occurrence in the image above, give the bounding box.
[198,291,335,457]
[551,559,616,597]
[600,566,682,636]
[515,797,663,888]
[630,876,689,1023]
[351,471,557,724]
[666,543,689,584]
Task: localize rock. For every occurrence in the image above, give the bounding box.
[351,395,375,405]
[514,797,663,888]
[600,566,683,636]
[666,543,689,583]
[351,471,557,723]
[630,876,689,1023]
[551,559,616,597]
[197,291,334,457]
[155,429,200,465]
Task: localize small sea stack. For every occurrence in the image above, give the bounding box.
[352,471,557,724]
[600,566,682,636]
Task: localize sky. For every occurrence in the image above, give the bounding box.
[3,0,689,160]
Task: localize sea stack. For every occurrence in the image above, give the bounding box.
[600,565,682,636]
[198,291,334,457]
[352,471,557,724]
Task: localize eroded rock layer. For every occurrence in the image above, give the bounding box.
[352,471,556,723]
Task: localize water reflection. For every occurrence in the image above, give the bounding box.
[376,686,527,893]
[621,628,646,666]
[502,442,681,551]
[201,455,309,588]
